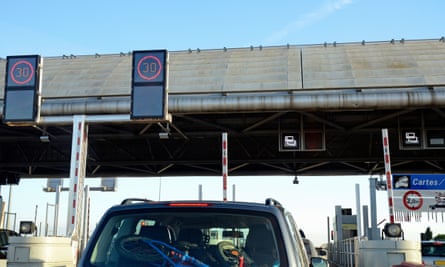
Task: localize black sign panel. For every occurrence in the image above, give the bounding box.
[304,131,324,150]
[426,129,445,148]
[132,86,165,118]
[131,50,167,120]
[3,55,41,123]
[4,90,36,121]
[279,132,300,151]
[400,129,422,149]
[133,51,166,84]
[6,56,38,88]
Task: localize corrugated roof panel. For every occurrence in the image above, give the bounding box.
[301,41,445,89]
[286,47,301,89]
[222,47,300,92]
[169,49,228,93]
[354,41,445,87]
[349,42,443,88]
[302,46,355,89]
[0,40,444,99]
[169,46,301,93]
[409,42,445,85]
[41,55,131,98]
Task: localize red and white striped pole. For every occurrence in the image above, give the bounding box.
[67,115,88,237]
[222,132,228,202]
[381,128,395,223]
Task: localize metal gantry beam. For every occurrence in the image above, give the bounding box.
[23,87,445,118]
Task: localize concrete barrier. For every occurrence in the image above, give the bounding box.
[392,262,425,267]
[359,240,422,267]
[7,236,74,267]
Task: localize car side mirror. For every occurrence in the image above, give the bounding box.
[310,256,328,267]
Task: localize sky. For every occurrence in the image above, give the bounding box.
[1,0,445,246]
[1,0,444,57]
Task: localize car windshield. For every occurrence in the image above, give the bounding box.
[87,207,284,267]
[422,242,445,257]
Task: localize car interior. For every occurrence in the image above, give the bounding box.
[88,210,282,267]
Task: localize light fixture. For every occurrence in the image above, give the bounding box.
[293,176,299,184]
[158,123,171,139]
[19,221,36,235]
[34,126,52,143]
[382,223,403,239]
[375,178,387,191]
[159,132,170,139]
[40,135,50,142]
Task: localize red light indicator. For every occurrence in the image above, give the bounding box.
[167,203,211,207]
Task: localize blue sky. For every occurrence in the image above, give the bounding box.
[1,0,444,57]
[1,0,445,246]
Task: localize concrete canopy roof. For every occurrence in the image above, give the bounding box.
[1,39,445,100]
[0,39,445,179]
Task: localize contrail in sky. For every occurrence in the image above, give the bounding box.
[264,0,353,44]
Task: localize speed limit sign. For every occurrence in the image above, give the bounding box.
[402,190,423,210]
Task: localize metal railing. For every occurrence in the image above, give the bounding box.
[328,237,360,267]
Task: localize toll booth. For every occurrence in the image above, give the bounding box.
[7,236,74,267]
[332,206,357,242]
[329,205,422,266]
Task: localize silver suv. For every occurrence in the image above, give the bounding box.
[78,198,324,267]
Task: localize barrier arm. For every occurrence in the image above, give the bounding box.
[66,115,89,264]
[381,128,395,223]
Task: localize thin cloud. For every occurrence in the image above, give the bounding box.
[264,0,353,44]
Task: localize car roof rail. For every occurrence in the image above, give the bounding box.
[265,198,284,211]
[120,198,154,205]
